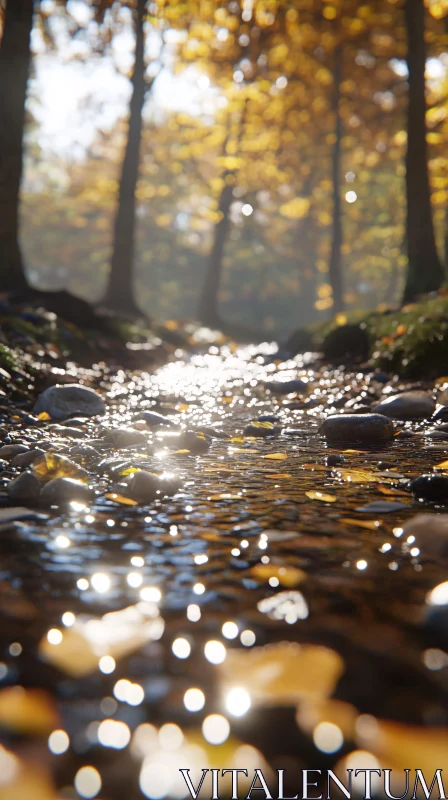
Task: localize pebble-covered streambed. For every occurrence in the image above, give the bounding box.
[0,343,448,799]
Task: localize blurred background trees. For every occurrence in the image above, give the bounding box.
[1,0,448,336]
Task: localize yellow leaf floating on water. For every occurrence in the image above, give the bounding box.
[339,518,382,531]
[305,490,337,503]
[37,411,51,421]
[105,493,138,506]
[227,436,246,443]
[266,473,292,479]
[218,642,344,706]
[377,484,409,497]
[39,603,164,677]
[434,459,448,470]
[263,453,287,460]
[250,563,306,588]
[119,467,141,476]
[335,468,393,484]
[0,687,59,735]
[173,449,191,455]
[32,452,88,483]
[355,717,448,776]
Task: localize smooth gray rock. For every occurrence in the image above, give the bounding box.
[125,471,162,503]
[40,477,92,505]
[0,444,29,461]
[11,448,45,467]
[7,471,41,501]
[374,391,435,420]
[33,384,105,420]
[102,428,148,448]
[321,413,394,444]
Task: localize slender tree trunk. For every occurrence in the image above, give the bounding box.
[197,178,233,326]
[102,0,146,315]
[0,0,33,292]
[328,44,343,314]
[402,0,444,303]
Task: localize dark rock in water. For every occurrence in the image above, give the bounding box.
[102,428,148,448]
[321,413,394,444]
[11,448,45,467]
[178,431,210,454]
[244,421,280,437]
[97,457,130,477]
[322,324,369,361]
[0,444,29,461]
[257,414,280,423]
[68,445,100,460]
[424,430,448,440]
[266,379,308,395]
[7,471,41,501]
[33,384,105,420]
[142,410,174,427]
[374,391,435,420]
[124,470,182,503]
[370,371,390,384]
[327,454,345,467]
[40,477,92,505]
[48,425,86,440]
[409,474,448,503]
[196,426,230,439]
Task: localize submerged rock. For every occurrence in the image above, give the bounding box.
[125,470,182,503]
[409,474,448,503]
[7,471,41,502]
[178,431,210,454]
[102,428,148,448]
[266,379,308,395]
[374,390,435,420]
[11,448,45,467]
[321,413,394,444]
[244,421,280,437]
[142,410,174,427]
[0,444,29,461]
[40,477,92,505]
[33,384,105,420]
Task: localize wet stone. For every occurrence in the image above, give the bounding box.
[374,391,435,420]
[401,514,448,559]
[321,413,394,444]
[102,428,148,448]
[409,474,448,503]
[124,470,164,503]
[178,431,210,454]
[7,471,41,502]
[33,384,106,420]
[142,410,174,427]
[244,421,279,437]
[48,425,86,439]
[11,448,45,467]
[266,378,308,395]
[40,477,93,505]
[0,444,29,461]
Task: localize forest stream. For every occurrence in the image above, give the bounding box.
[0,343,448,799]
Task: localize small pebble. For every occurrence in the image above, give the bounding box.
[178,431,210,454]
[266,379,308,395]
[102,428,148,448]
[11,449,45,467]
[0,444,29,461]
[142,410,174,427]
[244,422,279,437]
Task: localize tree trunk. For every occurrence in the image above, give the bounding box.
[197,179,233,326]
[102,0,146,316]
[328,44,344,314]
[402,0,444,304]
[0,0,34,293]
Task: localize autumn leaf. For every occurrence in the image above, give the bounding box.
[339,518,382,531]
[32,452,88,483]
[263,453,287,460]
[105,493,138,506]
[305,490,337,502]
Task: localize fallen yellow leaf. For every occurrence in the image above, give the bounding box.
[0,687,59,735]
[250,563,306,588]
[305,490,337,503]
[32,452,88,483]
[434,459,448,470]
[335,468,392,484]
[263,453,287,460]
[339,518,382,531]
[105,493,138,506]
[37,411,51,421]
